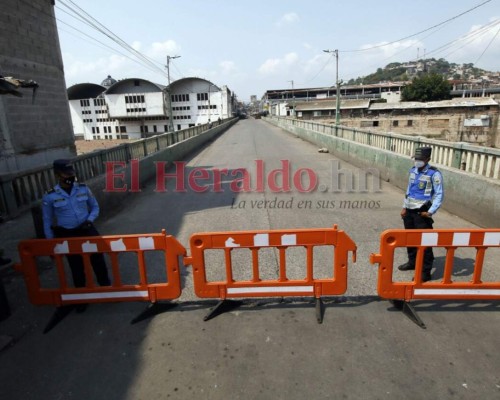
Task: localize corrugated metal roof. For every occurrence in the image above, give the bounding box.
[295,99,371,111]
[370,97,498,110]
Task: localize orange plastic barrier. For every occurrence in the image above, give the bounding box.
[16,230,186,307]
[370,229,500,302]
[184,224,356,320]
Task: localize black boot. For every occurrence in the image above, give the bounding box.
[398,262,415,271]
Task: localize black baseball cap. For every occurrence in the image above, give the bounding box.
[414,147,432,160]
[53,159,75,174]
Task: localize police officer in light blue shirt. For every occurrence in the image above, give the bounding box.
[42,160,110,310]
[399,147,444,282]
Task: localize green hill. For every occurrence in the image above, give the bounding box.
[347,58,490,85]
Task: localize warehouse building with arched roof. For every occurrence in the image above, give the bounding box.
[68,76,237,140]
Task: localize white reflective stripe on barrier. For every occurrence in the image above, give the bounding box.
[414,289,500,296]
[61,291,149,301]
[227,286,313,295]
[419,231,500,247]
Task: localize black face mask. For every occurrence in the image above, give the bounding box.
[62,176,76,186]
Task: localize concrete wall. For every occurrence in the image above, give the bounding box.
[266,118,500,228]
[0,0,75,173]
[84,120,236,219]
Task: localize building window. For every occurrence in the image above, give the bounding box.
[407,120,413,127]
[197,93,208,101]
[153,125,157,133]
[80,99,90,107]
[393,120,399,127]
[125,95,145,103]
[171,94,190,102]
[373,121,379,127]
[120,126,127,133]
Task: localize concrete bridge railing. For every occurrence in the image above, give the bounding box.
[265,116,500,228]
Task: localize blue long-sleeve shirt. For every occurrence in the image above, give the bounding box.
[42,183,99,239]
[403,164,444,215]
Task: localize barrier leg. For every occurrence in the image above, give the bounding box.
[204,300,243,321]
[130,302,178,325]
[43,306,74,334]
[391,300,426,329]
[315,298,324,324]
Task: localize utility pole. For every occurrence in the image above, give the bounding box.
[288,80,294,117]
[166,55,180,132]
[323,49,340,125]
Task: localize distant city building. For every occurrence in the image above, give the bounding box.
[68,76,237,140]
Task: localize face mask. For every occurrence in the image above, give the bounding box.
[414,160,425,169]
[62,176,76,186]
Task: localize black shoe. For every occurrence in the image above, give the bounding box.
[75,303,88,313]
[398,262,415,271]
[0,257,12,266]
[422,272,432,282]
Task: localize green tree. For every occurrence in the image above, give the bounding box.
[401,74,452,102]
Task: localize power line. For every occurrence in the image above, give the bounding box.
[474,24,500,65]
[57,0,168,79]
[340,0,492,53]
[425,18,500,59]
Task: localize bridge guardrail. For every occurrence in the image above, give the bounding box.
[267,116,500,180]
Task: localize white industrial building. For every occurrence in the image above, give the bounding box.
[68,76,237,140]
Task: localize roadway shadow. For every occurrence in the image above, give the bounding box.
[431,256,475,280]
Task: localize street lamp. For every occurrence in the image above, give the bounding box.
[166,55,180,132]
[288,80,294,117]
[323,49,340,125]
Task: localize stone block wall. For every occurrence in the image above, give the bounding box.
[0,0,75,173]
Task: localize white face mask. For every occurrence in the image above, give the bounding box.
[414,160,425,169]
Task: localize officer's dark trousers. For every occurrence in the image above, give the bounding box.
[53,226,111,288]
[402,209,434,273]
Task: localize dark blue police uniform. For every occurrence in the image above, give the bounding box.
[42,160,110,288]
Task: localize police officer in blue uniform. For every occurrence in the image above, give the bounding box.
[399,147,444,282]
[42,160,110,300]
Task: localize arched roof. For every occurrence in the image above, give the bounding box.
[105,78,165,94]
[168,77,220,92]
[67,83,106,100]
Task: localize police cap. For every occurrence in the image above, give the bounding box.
[414,147,432,160]
[53,159,75,174]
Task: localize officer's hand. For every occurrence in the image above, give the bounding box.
[400,208,407,218]
[80,220,93,230]
[420,212,432,218]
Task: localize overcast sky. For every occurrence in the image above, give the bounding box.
[54,0,500,102]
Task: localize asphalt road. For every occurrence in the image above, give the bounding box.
[1,118,499,400]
